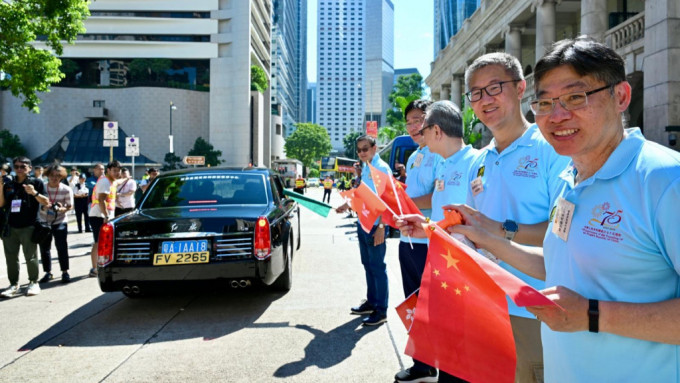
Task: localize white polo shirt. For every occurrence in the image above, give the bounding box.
[541,128,680,382]
[431,145,481,222]
[467,124,571,318]
[402,145,442,244]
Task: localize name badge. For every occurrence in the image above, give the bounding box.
[413,153,424,168]
[435,179,445,192]
[470,176,484,196]
[11,199,21,213]
[552,197,575,241]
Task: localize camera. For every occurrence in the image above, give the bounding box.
[51,202,62,212]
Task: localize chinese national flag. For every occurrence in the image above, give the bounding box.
[405,226,516,383]
[367,163,422,228]
[340,184,387,233]
[395,289,419,332]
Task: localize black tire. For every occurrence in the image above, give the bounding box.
[296,208,301,250]
[271,233,293,292]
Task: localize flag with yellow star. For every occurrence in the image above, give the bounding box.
[367,163,422,228]
[405,226,516,383]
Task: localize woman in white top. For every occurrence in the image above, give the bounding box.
[72,174,90,233]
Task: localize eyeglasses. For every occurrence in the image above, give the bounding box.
[406,117,424,127]
[13,164,29,170]
[417,124,435,136]
[356,145,373,153]
[529,83,617,115]
[465,80,521,102]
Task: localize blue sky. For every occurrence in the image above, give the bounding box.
[306,0,434,86]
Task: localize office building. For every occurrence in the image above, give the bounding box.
[306,82,317,123]
[365,0,394,127]
[434,0,479,57]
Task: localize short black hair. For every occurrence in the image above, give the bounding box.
[404,99,433,121]
[13,156,31,167]
[106,160,121,170]
[534,36,625,92]
[355,134,376,147]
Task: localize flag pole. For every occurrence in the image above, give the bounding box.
[386,173,413,249]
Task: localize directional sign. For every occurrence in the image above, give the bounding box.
[104,121,118,139]
[126,136,140,157]
[183,156,205,166]
[103,139,119,147]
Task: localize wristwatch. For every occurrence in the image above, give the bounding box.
[33,191,39,197]
[502,220,518,241]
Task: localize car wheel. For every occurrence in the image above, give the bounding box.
[296,208,301,250]
[271,233,293,292]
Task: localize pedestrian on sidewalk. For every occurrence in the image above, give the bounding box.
[73,174,90,233]
[0,157,48,298]
[38,165,74,284]
[115,168,137,216]
[88,160,120,277]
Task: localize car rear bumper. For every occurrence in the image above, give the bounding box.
[98,259,271,291]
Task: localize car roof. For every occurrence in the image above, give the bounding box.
[156,166,274,178]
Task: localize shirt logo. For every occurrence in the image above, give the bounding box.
[447,171,462,186]
[512,155,539,179]
[581,202,624,243]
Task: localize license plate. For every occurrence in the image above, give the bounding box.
[153,240,210,266]
[153,251,210,265]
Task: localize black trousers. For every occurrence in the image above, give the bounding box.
[40,222,69,273]
[74,198,90,232]
[322,189,331,203]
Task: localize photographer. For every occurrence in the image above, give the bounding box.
[38,165,74,284]
[0,157,48,298]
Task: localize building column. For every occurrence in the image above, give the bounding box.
[504,25,523,61]
[440,85,450,102]
[450,75,463,108]
[534,0,557,62]
[643,0,680,149]
[580,0,608,42]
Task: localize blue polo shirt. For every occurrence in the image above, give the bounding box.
[467,124,571,318]
[401,145,442,244]
[431,145,481,222]
[542,128,680,382]
[361,154,392,227]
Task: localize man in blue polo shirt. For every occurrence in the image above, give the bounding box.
[451,37,680,382]
[459,52,570,382]
[336,134,392,327]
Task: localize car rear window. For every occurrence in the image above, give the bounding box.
[141,173,268,208]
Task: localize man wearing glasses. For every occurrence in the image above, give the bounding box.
[449,52,570,382]
[0,157,48,298]
[447,38,680,381]
[336,135,392,326]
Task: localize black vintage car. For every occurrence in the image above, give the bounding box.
[97,167,300,297]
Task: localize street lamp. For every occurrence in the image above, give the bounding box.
[169,101,177,153]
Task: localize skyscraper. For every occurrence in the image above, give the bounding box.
[434,0,479,57]
[272,0,308,137]
[316,0,394,151]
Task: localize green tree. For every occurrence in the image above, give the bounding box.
[250,65,269,93]
[386,73,424,126]
[162,152,184,171]
[377,125,403,144]
[59,58,79,79]
[188,137,223,166]
[129,58,172,81]
[307,168,320,178]
[0,130,28,160]
[462,106,482,146]
[284,123,332,168]
[0,0,89,112]
[342,131,362,158]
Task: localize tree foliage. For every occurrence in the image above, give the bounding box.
[386,73,424,126]
[0,130,28,160]
[250,65,269,93]
[462,106,482,146]
[342,131,362,158]
[162,152,184,171]
[284,123,332,169]
[129,58,172,81]
[307,168,320,178]
[0,0,89,112]
[188,137,223,166]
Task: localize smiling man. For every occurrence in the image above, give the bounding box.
[445,37,680,382]
[336,134,392,326]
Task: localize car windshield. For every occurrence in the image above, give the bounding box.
[141,173,268,208]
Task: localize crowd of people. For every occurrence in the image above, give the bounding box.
[336,38,679,383]
[0,159,154,297]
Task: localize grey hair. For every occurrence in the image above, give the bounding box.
[464,52,524,90]
[424,100,463,138]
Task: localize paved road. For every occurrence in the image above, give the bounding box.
[0,188,413,382]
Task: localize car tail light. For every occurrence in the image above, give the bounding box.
[254,216,271,260]
[97,222,115,267]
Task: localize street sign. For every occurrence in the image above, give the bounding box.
[126,136,139,156]
[103,139,119,147]
[104,121,118,139]
[183,156,205,165]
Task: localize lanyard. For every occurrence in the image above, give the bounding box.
[47,185,57,204]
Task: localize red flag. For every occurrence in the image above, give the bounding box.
[395,289,419,332]
[367,163,422,228]
[405,227,516,383]
[342,183,387,233]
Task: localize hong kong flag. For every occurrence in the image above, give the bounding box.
[395,289,419,332]
[339,184,387,233]
[367,163,421,228]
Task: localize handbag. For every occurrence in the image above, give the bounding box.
[31,221,52,244]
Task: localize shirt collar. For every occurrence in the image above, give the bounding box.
[487,124,538,155]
